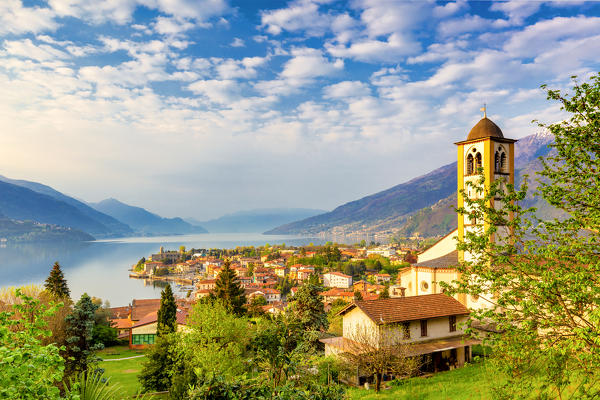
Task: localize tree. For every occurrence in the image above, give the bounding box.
[44,261,70,300]
[139,333,179,393]
[0,289,65,400]
[64,293,102,376]
[341,323,420,392]
[378,286,390,299]
[353,290,363,301]
[157,284,177,337]
[248,295,267,317]
[451,74,600,398]
[214,260,246,315]
[287,274,328,346]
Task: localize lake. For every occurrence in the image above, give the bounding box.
[0,233,330,306]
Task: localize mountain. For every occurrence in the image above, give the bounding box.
[266,131,555,237]
[0,175,132,237]
[91,198,207,235]
[195,208,327,233]
[0,217,94,242]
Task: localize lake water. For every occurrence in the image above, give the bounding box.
[0,233,329,306]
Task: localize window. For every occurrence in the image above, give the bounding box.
[402,322,411,339]
[500,152,507,172]
[466,154,474,175]
[449,315,457,332]
[475,152,482,170]
[495,151,500,171]
[420,320,428,337]
[421,281,429,292]
[132,334,156,345]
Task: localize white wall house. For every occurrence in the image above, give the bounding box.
[323,272,353,288]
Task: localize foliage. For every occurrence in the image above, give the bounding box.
[287,274,328,347]
[157,284,177,337]
[64,370,122,400]
[252,314,307,389]
[327,299,348,336]
[65,293,103,377]
[353,291,363,301]
[45,261,71,300]
[179,300,252,381]
[139,333,178,393]
[0,289,65,400]
[91,297,117,347]
[134,257,146,272]
[248,295,267,317]
[214,260,247,316]
[450,74,600,398]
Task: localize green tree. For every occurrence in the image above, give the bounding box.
[214,260,246,315]
[451,74,600,398]
[0,289,65,400]
[353,290,363,301]
[44,261,70,300]
[287,274,328,346]
[378,286,390,299]
[157,284,177,337]
[139,333,179,393]
[64,293,102,376]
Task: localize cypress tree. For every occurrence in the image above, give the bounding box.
[44,261,70,299]
[214,260,246,315]
[157,284,177,336]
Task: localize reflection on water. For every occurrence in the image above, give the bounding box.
[0,233,329,306]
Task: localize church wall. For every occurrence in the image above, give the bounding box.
[417,229,458,264]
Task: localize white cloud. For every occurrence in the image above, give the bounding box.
[48,0,228,25]
[0,0,58,35]
[490,1,542,25]
[260,0,332,36]
[433,0,467,19]
[187,79,240,103]
[215,57,268,79]
[323,81,371,99]
[2,39,68,62]
[326,33,420,63]
[281,47,343,79]
[230,37,245,47]
[438,14,495,37]
[153,16,197,35]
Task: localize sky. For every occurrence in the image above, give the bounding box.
[1,0,600,220]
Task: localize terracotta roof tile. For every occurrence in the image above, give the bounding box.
[340,294,468,324]
[415,250,459,268]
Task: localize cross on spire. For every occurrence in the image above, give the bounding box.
[480,103,487,118]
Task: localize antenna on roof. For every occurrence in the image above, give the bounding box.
[480,103,487,118]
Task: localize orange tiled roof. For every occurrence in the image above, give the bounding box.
[338,294,469,324]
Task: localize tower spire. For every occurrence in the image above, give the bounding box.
[480,104,487,118]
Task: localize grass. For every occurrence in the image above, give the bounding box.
[347,361,494,400]
[98,345,145,360]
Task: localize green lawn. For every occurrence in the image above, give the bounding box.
[348,361,493,400]
[98,345,145,360]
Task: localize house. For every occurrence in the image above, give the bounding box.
[374,273,392,285]
[353,280,384,293]
[323,272,353,288]
[320,294,478,384]
[321,288,378,303]
[366,247,396,258]
[297,267,315,282]
[196,279,216,291]
[130,309,189,348]
[246,288,281,303]
[273,265,288,277]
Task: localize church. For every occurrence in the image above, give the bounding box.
[397,111,517,309]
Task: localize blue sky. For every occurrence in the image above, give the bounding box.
[1,0,600,220]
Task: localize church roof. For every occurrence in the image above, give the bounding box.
[414,250,459,269]
[466,117,504,141]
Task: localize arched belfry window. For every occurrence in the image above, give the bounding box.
[466,154,474,175]
[500,152,507,172]
[475,152,482,171]
[495,151,500,172]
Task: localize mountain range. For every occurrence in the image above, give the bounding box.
[192,208,327,233]
[266,130,555,238]
[90,198,207,236]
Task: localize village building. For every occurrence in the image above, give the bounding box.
[320,294,479,384]
[374,273,391,285]
[246,287,282,303]
[150,246,183,263]
[130,309,189,348]
[323,272,353,288]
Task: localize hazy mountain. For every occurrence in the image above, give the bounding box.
[267,131,555,237]
[0,175,132,237]
[0,180,117,238]
[0,217,94,242]
[91,198,207,235]
[195,208,327,233]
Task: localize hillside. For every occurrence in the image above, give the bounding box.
[0,217,94,242]
[0,175,132,237]
[91,198,207,235]
[196,208,327,233]
[267,131,554,237]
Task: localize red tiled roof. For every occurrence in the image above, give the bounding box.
[326,272,352,278]
[132,309,189,328]
[109,306,131,319]
[338,294,469,324]
[131,299,161,321]
[111,318,133,329]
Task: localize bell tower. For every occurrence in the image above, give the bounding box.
[455,108,517,263]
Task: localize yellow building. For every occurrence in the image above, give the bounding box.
[398,112,516,309]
